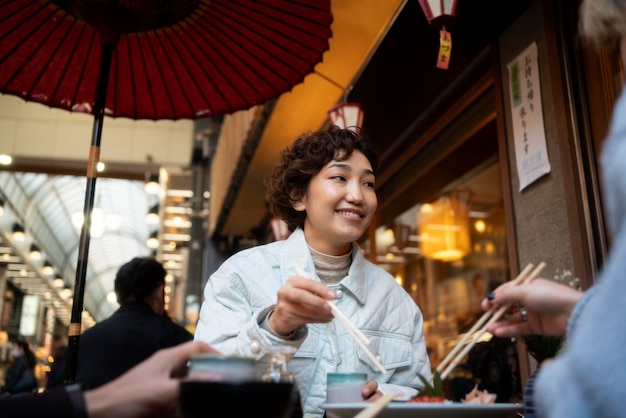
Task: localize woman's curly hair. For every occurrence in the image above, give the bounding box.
[264,126,378,232]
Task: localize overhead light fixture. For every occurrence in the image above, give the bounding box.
[147,231,160,249]
[42,261,55,276]
[418,0,459,70]
[60,287,73,299]
[53,276,64,288]
[12,223,25,242]
[0,154,12,165]
[29,244,42,260]
[146,204,160,225]
[145,173,160,195]
[417,190,471,261]
[327,102,364,132]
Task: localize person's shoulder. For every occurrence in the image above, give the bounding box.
[159,317,194,341]
[217,240,283,270]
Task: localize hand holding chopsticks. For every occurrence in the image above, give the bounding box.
[438,262,547,380]
[294,265,387,374]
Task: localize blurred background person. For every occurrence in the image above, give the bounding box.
[46,338,68,390]
[75,256,192,389]
[1,338,38,396]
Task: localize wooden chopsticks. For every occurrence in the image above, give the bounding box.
[437,262,546,380]
[352,393,395,418]
[294,265,387,374]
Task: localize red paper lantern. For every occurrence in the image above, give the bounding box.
[418,0,458,29]
[327,102,364,132]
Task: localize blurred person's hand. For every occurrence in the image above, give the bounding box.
[481,278,583,338]
[362,380,382,401]
[268,276,336,336]
[84,341,218,418]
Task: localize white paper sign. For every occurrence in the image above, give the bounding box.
[508,42,551,191]
[19,294,39,336]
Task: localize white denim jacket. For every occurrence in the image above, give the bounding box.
[194,228,431,417]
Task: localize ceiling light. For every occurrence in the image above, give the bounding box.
[53,276,64,288]
[147,231,160,249]
[29,244,42,260]
[60,287,73,299]
[12,223,25,242]
[145,173,160,195]
[42,261,55,276]
[146,205,160,225]
[0,154,12,165]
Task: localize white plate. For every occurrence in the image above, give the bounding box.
[324,402,523,418]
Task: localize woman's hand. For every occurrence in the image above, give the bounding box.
[362,380,381,401]
[268,276,336,336]
[481,277,583,338]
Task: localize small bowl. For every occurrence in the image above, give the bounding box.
[179,381,294,418]
[187,353,258,382]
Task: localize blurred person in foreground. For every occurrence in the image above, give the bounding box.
[481,1,626,416]
[194,126,431,417]
[1,340,218,418]
[76,256,193,389]
[1,339,38,396]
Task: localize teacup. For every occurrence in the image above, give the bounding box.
[326,372,367,404]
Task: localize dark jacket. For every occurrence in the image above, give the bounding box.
[75,301,192,389]
[1,359,37,395]
[0,386,81,418]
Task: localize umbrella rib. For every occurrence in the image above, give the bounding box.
[68,28,99,112]
[0,0,43,44]
[0,1,57,79]
[221,1,330,63]
[158,24,224,116]
[131,34,158,119]
[210,2,327,94]
[148,31,185,119]
[254,0,333,53]
[181,22,248,113]
[49,21,90,107]
[123,35,140,119]
[208,12,283,97]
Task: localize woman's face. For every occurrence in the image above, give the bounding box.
[295,149,377,255]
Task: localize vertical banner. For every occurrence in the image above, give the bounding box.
[19,294,39,336]
[507,42,551,191]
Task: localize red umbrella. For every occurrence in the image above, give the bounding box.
[0,0,332,382]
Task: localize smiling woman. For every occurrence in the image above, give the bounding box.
[194,126,432,418]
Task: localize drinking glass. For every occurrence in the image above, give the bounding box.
[261,346,303,418]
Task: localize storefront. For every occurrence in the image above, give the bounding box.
[347,0,621,399]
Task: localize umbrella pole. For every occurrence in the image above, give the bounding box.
[64,42,115,385]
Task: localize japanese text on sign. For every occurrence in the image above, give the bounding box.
[508,42,551,191]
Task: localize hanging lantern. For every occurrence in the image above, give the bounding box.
[418,0,459,70]
[327,102,364,133]
[417,190,471,261]
[418,0,458,29]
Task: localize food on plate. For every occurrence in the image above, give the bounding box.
[408,371,447,403]
[462,384,497,404]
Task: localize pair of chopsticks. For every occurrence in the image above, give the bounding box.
[352,394,395,418]
[436,262,546,380]
[294,265,387,374]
